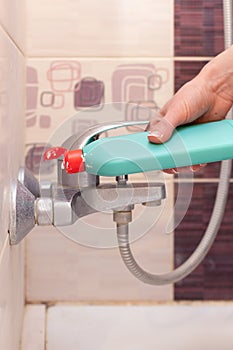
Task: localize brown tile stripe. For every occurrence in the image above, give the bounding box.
[174,182,233,300]
[175,60,208,92]
[175,0,224,56]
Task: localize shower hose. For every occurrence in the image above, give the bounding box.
[116,0,233,285]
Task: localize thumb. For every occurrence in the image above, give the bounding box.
[147,95,189,144]
[147,117,176,144]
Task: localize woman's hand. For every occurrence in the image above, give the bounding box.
[147,46,233,173]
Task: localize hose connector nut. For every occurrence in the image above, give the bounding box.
[113,210,132,225]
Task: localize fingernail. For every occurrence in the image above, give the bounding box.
[148,131,163,139]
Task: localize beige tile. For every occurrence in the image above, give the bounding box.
[46,304,233,350]
[0,23,26,350]
[26,181,173,302]
[0,26,25,250]
[25,59,174,302]
[21,305,46,350]
[0,1,26,52]
[0,237,25,350]
[26,0,173,57]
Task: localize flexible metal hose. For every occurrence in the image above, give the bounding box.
[116,0,233,285]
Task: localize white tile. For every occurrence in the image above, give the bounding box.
[0,238,25,350]
[26,0,173,57]
[0,26,25,250]
[0,1,26,51]
[46,304,233,350]
[26,180,173,302]
[21,305,46,350]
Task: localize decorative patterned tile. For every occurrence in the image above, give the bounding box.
[25,58,173,175]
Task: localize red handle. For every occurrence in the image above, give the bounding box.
[43,147,85,173]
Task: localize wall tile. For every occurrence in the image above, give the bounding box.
[174,182,233,300]
[0,26,25,249]
[175,0,224,56]
[26,181,174,302]
[21,305,46,350]
[0,25,25,349]
[25,58,173,175]
[0,0,26,52]
[24,58,174,302]
[26,0,173,57]
[0,239,25,350]
[175,60,208,92]
[174,1,233,301]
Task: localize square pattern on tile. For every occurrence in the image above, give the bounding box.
[25,58,173,176]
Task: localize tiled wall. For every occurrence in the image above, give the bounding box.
[25,0,174,303]
[0,2,26,349]
[25,0,233,302]
[174,0,233,300]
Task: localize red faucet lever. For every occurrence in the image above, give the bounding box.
[43,147,67,160]
[43,147,85,173]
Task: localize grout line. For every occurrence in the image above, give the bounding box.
[24,239,28,305]
[26,56,176,60]
[174,178,233,183]
[174,56,213,61]
[45,304,49,350]
[25,300,233,307]
[173,178,220,183]
[26,56,213,61]
[0,234,9,266]
[0,22,25,57]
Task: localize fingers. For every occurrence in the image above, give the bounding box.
[164,163,207,175]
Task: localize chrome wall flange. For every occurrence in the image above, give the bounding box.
[9,168,40,245]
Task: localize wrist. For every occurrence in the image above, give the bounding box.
[199,46,233,101]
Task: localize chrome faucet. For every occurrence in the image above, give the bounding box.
[10,120,166,244]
